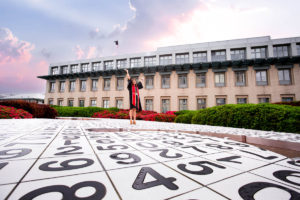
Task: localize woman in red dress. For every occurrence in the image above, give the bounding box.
[125,69,143,125]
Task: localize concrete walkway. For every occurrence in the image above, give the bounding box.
[0,119,299,199]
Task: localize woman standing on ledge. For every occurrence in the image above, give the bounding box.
[125,69,143,125]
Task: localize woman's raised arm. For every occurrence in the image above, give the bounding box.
[125,69,130,80]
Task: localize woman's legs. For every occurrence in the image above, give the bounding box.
[133,108,136,124]
[129,109,133,124]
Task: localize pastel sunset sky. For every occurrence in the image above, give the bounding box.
[0,0,300,94]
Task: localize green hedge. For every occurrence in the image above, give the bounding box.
[174,111,197,124]
[190,104,300,133]
[52,106,119,117]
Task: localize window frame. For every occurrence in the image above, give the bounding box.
[161,98,170,113]
[145,76,154,89]
[235,71,246,86]
[161,74,170,89]
[179,98,188,111]
[211,50,226,62]
[278,68,291,85]
[80,80,86,91]
[193,52,207,63]
[178,74,188,88]
[175,53,189,64]
[197,98,206,109]
[214,72,225,87]
[145,99,153,111]
[103,78,111,91]
[256,70,268,86]
[159,55,172,65]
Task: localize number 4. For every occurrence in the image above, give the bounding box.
[132,167,178,190]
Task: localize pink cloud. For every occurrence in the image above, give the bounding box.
[73,45,84,59]
[0,28,48,93]
[73,45,98,59]
[0,28,34,65]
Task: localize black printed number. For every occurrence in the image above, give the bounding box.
[178,161,225,175]
[97,145,128,151]
[239,182,300,200]
[132,167,178,190]
[20,181,106,200]
[39,158,94,171]
[0,162,8,170]
[55,146,83,156]
[110,153,141,164]
[206,144,233,150]
[151,149,182,159]
[0,148,32,160]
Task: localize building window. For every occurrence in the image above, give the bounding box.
[159,55,172,65]
[216,98,226,106]
[59,81,65,92]
[256,70,268,86]
[81,63,89,72]
[49,82,55,92]
[103,100,110,108]
[117,78,124,90]
[91,79,98,91]
[282,97,294,102]
[104,78,110,91]
[116,99,123,109]
[104,61,114,70]
[278,69,291,85]
[146,76,154,89]
[297,44,300,55]
[215,72,225,87]
[175,53,189,64]
[58,99,63,106]
[144,56,156,66]
[62,66,68,74]
[179,99,188,111]
[231,49,246,60]
[79,100,85,107]
[70,81,76,92]
[193,52,207,63]
[235,71,246,86]
[92,62,101,71]
[211,50,226,62]
[68,99,74,107]
[130,58,141,68]
[117,59,127,69]
[258,97,270,103]
[196,73,206,87]
[161,99,170,113]
[237,98,247,104]
[48,99,53,105]
[91,100,97,107]
[51,67,59,75]
[178,74,187,88]
[80,80,86,91]
[145,99,153,111]
[161,75,170,89]
[197,98,206,109]
[70,65,78,73]
[273,45,289,58]
[251,47,267,59]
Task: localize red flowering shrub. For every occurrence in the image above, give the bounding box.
[0,105,33,119]
[165,111,176,115]
[0,100,57,118]
[92,109,175,122]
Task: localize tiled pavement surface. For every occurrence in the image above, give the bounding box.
[0,119,299,200]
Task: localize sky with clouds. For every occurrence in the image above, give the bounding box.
[0,0,300,94]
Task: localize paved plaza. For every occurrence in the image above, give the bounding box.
[0,119,299,200]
